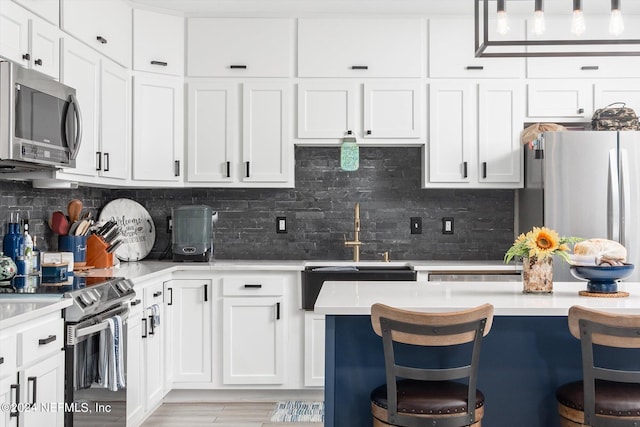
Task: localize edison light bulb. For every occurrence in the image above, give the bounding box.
[610,9,624,36]
[532,10,546,35]
[571,9,586,36]
[497,10,510,36]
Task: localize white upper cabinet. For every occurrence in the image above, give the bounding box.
[0,1,60,79]
[61,0,132,68]
[298,18,425,78]
[429,17,525,79]
[297,81,357,139]
[594,81,640,112]
[527,81,593,119]
[362,81,422,139]
[526,15,640,78]
[11,0,59,25]
[187,18,293,77]
[133,9,184,76]
[99,59,129,180]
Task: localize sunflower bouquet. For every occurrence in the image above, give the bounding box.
[504,226,581,264]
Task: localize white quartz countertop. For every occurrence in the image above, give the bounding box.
[0,297,72,329]
[314,281,640,316]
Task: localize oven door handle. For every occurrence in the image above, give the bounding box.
[73,309,130,340]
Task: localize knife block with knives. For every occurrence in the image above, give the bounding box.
[86,219,124,268]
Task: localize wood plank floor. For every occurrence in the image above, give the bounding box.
[141,402,324,427]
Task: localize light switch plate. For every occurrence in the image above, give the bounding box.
[442,217,454,234]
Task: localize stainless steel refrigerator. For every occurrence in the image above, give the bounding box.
[518,131,640,282]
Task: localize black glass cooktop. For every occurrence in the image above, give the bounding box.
[0,276,118,295]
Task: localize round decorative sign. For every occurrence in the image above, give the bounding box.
[98,199,156,261]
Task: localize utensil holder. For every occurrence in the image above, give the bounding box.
[86,234,114,268]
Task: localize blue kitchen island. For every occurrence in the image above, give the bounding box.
[314,280,640,427]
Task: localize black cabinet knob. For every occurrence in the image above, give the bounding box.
[22,53,30,61]
[96,35,107,44]
[34,59,42,66]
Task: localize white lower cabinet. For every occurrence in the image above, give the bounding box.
[143,282,166,410]
[303,312,325,387]
[0,375,17,427]
[20,353,65,427]
[126,295,145,427]
[165,279,212,384]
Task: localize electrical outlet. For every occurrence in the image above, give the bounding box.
[276,216,287,233]
[410,217,422,234]
[442,217,454,234]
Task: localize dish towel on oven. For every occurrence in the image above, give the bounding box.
[98,315,125,391]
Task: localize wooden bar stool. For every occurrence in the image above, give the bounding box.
[556,305,640,427]
[370,303,494,427]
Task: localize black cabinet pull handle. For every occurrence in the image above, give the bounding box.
[148,315,155,335]
[482,162,487,179]
[276,302,281,320]
[10,383,19,418]
[0,356,3,364]
[167,288,173,306]
[174,160,180,177]
[38,335,56,345]
[142,318,147,338]
[131,299,141,306]
[580,65,599,70]
[34,58,43,66]
[103,152,109,172]
[229,65,247,69]
[578,108,585,114]
[244,284,262,289]
[28,376,37,407]
[465,66,484,70]
[351,65,368,70]
[96,35,107,44]
[151,60,168,66]
[463,161,468,178]
[366,130,372,135]
[346,130,353,135]
[96,151,102,171]
[226,161,231,178]
[204,284,208,302]
[245,161,250,178]
[22,53,30,61]
[153,291,162,298]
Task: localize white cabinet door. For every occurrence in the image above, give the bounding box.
[0,1,30,67]
[60,36,100,177]
[20,352,64,427]
[0,375,18,427]
[526,15,640,78]
[428,82,476,184]
[429,17,524,79]
[11,0,58,25]
[527,81,593,119]
[144,284,166,410]
[61,0,131,67]
[166,280,212,384]
[222,297,285,385]
[132,74,183,182]
[126,301,145,427]
[29,16,59,79]
[478,82,524,184]
[242,82,291,184]
[595,81,640,112]
[304,312,324,388]
[297,81,357,139]
[187,18,293,77]
[99,59,129,180]
[298,18,424,78]
[187,82,237,183]
[133,9,184,76]
[363,81,422,139]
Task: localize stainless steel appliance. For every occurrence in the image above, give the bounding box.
[301,266,417,310]
[0,60,82,171]
[519,131,640,282]
[62,276,135,427]
[171,205,216,262]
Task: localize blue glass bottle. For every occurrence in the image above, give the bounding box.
[3,222,23,261]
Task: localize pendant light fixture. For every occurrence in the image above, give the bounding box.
[609,0,624,36]
[532,0,545,36]
[496,0,510,36]
[571,0,586,36]
[474,0,640,57]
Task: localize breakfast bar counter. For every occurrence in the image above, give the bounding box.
[315,281,640,427]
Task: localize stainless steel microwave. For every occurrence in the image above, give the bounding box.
[0,61,82,171]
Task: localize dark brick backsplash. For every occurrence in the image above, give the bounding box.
[0,147,515,261]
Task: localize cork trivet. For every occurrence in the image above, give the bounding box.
[578,290,629,298]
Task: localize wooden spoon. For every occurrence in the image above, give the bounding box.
[67,199,83,223]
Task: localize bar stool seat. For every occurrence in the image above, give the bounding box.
[557,380,640,418]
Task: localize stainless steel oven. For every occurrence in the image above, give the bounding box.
[62,277,135,427]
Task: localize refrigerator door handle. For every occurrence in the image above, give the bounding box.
[620,148,631,248]
[608,149,620,242]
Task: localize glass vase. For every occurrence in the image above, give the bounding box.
[522,256,553,294]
